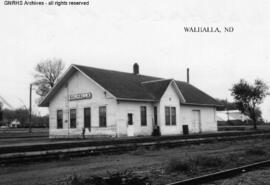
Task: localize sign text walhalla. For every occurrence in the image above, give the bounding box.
[69,92,92,101]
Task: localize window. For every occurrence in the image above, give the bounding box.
[171,107,176,125]
[84,108,91,129]
[57,110,63,129]
[165,106,176,125]
[70,109,76,128]
[165,107,171,125]
[140,106,147,126]
[128,113,133,125]
[99,106,106,127]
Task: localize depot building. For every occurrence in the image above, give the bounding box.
[39,63,222,138]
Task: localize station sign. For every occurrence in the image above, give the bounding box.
[69,92,92,101]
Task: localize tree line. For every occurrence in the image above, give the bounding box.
[0,108,49,128]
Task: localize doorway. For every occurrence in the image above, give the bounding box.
[84,108,91,131]
[154,106,157,126]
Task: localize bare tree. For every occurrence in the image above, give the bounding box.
[34,59,65,98]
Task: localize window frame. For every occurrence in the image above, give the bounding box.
[56,110,63,129]
[128,113,133,125]
[99,106,107,127]
[70,109,77,129]
[165,106,176,126]
[171,107,176,125]
[165,106,171,125]
[140,106,147,126]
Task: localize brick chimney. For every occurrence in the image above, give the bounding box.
[133,63,139,75]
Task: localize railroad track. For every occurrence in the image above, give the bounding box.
[1,130,270,154]
[166,159,270,185]
[1,131,270,164]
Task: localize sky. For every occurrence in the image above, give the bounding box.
[0,0,270,120]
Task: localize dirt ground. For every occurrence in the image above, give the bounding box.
[205,168,270,185]
[1,138,270,185]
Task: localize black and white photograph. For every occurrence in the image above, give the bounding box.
[0,0,270,185]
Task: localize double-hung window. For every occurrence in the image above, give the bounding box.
[140,106,147,126]
[165,106,176,126]
[57,110,63,129]
[99,106,107,127]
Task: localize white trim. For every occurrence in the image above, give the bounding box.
[72,65,117,99]
[171,80,186,103]
[117,98,157,102]
[181,102,221,107]
[159,80,186,103]
[141,78,173,84]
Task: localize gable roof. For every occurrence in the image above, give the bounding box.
[175,81,221,106]
[39,64,222,107]
[142,79,172,100]
[74,64,158,101]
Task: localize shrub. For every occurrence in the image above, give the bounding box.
[130,147,147,155]
[192,155,225,168]
[166,155,225,174]
[62,170,151,185]
[246,147,267,156]
[165,158,196,174]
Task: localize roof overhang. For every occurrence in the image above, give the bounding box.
[116,98,157,103]
[180,102,224,108]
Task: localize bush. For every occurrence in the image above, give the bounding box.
[61,171,151,185]
[192,155,225,168]
[130,147,147,155]
[246,147,267,156]
[166,155,225,174]
[166,158,195,173]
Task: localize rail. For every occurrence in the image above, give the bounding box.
[166,159,270,185]
[1,131,270,164]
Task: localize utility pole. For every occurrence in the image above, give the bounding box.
[29,83,32,133]
[0,102,3,124]
[226,98,230,123]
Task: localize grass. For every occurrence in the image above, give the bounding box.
[245,147,267,156]
[165,155,226,174]
[0,128,48,138]
[166,157,195,174]
[50,171,151,185]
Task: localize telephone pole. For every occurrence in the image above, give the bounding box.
[29,83,32,133]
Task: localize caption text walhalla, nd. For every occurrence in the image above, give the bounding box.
[184,26,234,33]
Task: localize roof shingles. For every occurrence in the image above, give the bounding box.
[74,64,221,106]
[38,64,223,107]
